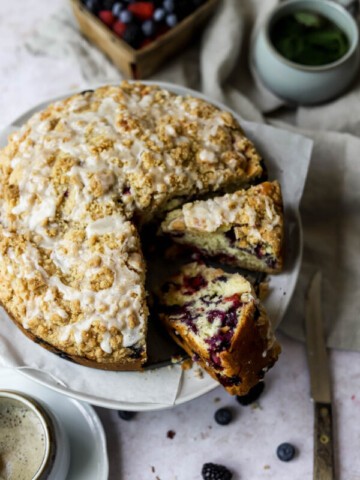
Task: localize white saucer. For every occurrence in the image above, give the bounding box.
[0,367,109,480]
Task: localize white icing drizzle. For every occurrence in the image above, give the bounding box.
[165,185,280,244]
[0,84,253,353]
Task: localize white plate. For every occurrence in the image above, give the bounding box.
[0,367,109,479]
[1,82,304,411]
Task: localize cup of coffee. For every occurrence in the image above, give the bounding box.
[0,390,70,480]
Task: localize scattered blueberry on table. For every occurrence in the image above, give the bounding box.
[236,381,265,406]
[214,407,233,426]
[277,442,296,462]
[81,0,209,49]
[202,462,233,480]
[118,410,136,420]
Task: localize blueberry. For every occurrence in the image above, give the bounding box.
[84,0,99,13]
[236,381,265,406]
[163,0,175,12]
[118,410,136,420]
[112,2,124,16]
[202,463,233,480]
[119,9,134,23]
[142,19,155,37]
[214,408,233,426]
[277,443,296,462]
[153,7,166,22]
[166,13,178,27]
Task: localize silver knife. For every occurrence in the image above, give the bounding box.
[306,271,335,480]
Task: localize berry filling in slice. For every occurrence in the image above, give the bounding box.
[156,263,281,395]
[160,181,284,273]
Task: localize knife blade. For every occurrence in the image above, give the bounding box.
[306,271,335,480]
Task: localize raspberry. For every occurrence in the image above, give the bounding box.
[113,20,126,37]
[98,10,115,26]
[201,463,233,480]
[128,2,155,20]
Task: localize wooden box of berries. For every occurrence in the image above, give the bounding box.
[69,0,219,78]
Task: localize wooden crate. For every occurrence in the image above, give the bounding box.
[69,0,220,79]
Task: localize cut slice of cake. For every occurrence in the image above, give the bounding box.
[156,263,281,395]
[160,181,284,273]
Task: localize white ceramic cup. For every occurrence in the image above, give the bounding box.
[253,0,360,104]
[0,390,70,480]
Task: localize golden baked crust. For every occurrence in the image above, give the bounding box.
[156,263,281,395]
[160,181,284,273]
[0,81,265,370]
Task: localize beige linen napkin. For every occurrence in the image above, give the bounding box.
[23,0,360,351]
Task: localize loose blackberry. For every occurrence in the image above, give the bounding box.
[122,23,144,48]
[202,463,233,480]
[214,408,233,426]
[236,381,265,406]
[277,443,296,462]
[118,410,136,420]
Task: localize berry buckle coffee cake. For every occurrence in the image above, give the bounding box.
[0,81,266,371]
[156,263,281,395]
[160,181,284,273]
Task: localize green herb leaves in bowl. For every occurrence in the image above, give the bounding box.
[271,10,350,66]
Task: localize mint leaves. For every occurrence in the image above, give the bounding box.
[271,10,350,66]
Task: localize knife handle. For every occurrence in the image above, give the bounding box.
[314,402,335,480]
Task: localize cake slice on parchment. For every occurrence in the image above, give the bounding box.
[160,181,284,274]
[155,263,281,395]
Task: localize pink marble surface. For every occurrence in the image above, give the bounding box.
[1,2,359,479]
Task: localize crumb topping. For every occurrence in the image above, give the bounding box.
[0,81,264,361]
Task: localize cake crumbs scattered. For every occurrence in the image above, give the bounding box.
[171,354,183,364]
[214,397,221,403]
[194,368,204,379]
[251,402,262,410]
[167,430,176,439]
[264,465,270,470]
[151,466,155,473]
[181,359,193,370]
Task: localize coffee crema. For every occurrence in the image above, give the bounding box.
[0,397,46,480]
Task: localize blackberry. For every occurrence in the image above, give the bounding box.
[175,0,195,20]
[122,24,144,48]
[236,381,265,406]
[214,408,233,426]
[101,0,116,9]
[202,463,233,480]
[118,410,136,420]
[277,443,296,462]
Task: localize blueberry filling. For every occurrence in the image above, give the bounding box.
[215,275,228,283]
[183,274,208,295]
[164,301,199,333]
[200,294,222,306]
[129,346,144,359]
[122,186,131,195]
[216,373,242,387]
[224,227,237,246]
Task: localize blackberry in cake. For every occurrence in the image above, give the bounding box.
[156,263,281,395]
[160,181,284,273]
[0,81,265,370]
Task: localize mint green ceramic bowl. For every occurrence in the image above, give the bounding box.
[253,0,360,104]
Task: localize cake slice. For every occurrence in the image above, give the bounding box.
[156,263,281,395]
[160,181,284,273]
